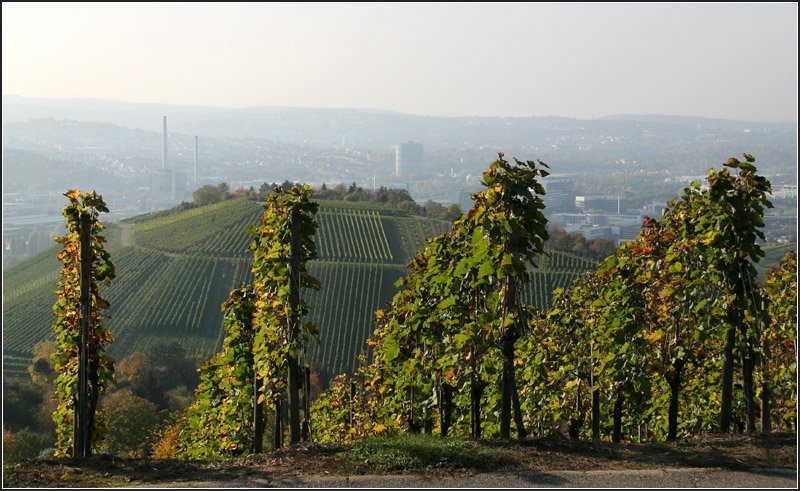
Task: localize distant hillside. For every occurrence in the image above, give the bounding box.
[3,95,795,152]
[2,147,122,193]
[3,198,599,382]
[598,114,797,129]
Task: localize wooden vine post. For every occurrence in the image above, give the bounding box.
[75,213,91,458]
[253,362,264,453]
[51,189,115,458]
[248,184,319,449]
[287,207,302,444]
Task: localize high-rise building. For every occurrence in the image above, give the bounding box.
[395,142,424,177]
[541,178,577,214]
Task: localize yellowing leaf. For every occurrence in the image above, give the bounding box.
[645,331,664,343]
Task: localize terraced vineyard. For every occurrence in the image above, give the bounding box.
[2,354,31,378]
[304,263,406,377]
[2,247,62,363]
[2,199,450,378]
[315,208,394,263]
[129,199,262,258]
[3,198,620,380]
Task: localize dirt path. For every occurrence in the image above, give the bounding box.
[121,224,132,247]
[138,468,798,488]
[5,434,794,488]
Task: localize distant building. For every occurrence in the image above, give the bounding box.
[149,169,190,202]
[606,213,645,241]
[551,211,644,243]
[173,171,189,200]
[642,202,668,218]
[458,188,480,212]
[564,224,613,240]
[550,213,586,227]
[541,178,577,214]
[575,195,623,214]
[395,142,424,177]
[150,170,173,197]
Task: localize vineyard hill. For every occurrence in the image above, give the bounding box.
[3,198,599,380]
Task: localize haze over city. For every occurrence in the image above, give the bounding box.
[2,2,798,122]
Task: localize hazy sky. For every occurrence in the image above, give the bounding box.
[2,2,797,121]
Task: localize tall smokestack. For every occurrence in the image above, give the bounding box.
[162,116,168,170]
[194,135,198,185]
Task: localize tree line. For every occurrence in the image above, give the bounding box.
[186,181,462,221]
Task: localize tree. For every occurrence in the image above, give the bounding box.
[102,389,163,457]
[131,369,169,410]
[28,340,57,388]
[28,340,59,435]
[116,352,151,385]
[117,347,200,411]
[2,378,44,432]
[146,342,201,391]
[192,182,233,207]
[3,427,52,462]
[50,189,115,457]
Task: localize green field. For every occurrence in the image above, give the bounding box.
[2,198,617,381]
